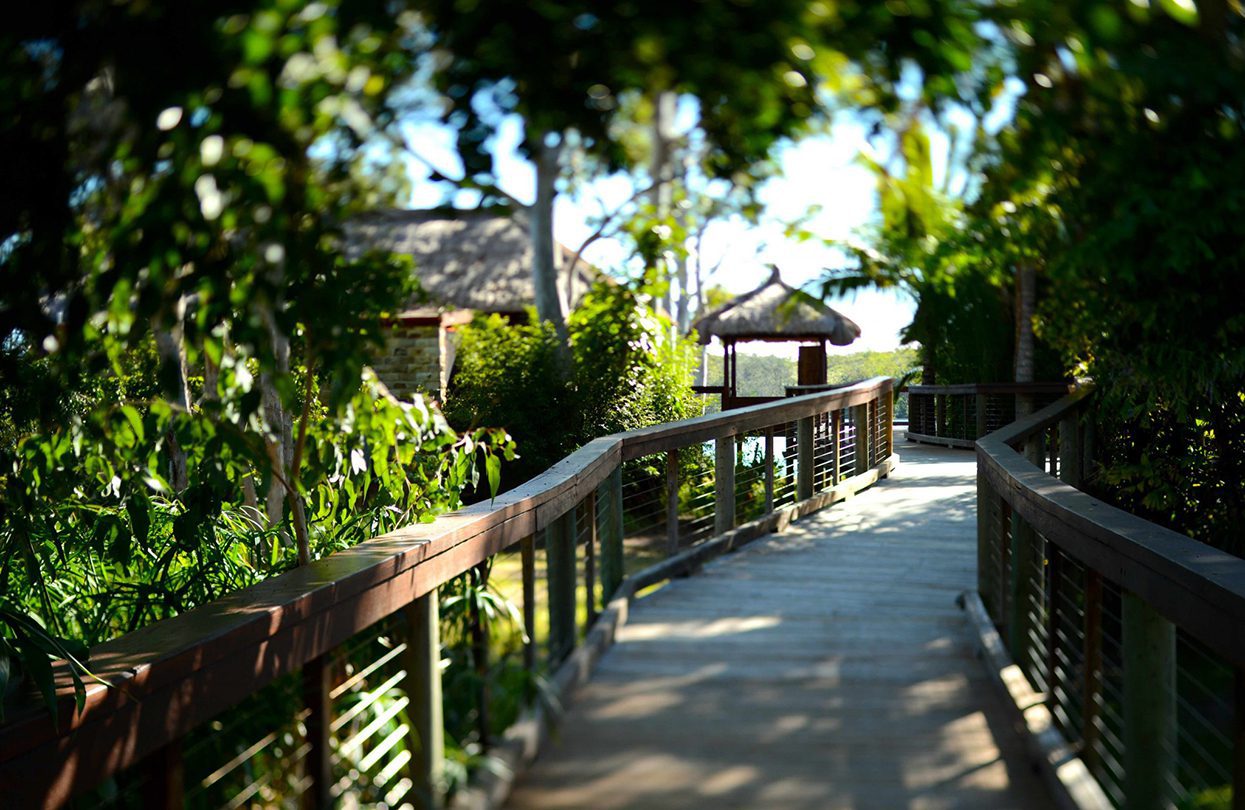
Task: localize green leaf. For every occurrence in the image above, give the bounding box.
[485,451,501,500]
[1157,0,1199,26]
[17,633,59,725]
[119,406,145,444]
[127,492,152,550]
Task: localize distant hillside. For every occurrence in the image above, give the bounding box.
[704,348,919,397]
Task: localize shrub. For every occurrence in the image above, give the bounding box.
[444,282,703,491]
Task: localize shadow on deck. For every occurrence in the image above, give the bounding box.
[505,444,1052,810]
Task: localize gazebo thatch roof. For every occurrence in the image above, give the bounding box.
[692,266,861,346]
[347,209,599,315]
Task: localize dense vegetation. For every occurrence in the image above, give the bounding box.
[445,284,703,490]
[6,4,1245,806]
[0,2,516,719]
[819,3,1245,555]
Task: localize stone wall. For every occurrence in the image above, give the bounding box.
[373,321,444,401]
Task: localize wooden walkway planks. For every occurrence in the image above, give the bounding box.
[505,444,1052,810]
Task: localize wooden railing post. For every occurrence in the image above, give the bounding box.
[796,416,814,500]
[140,739,184,810]
[1083,570,1103,777]
[405,591,444,810]
[1008,513,1038,669]
[763,429,775,513]
[302,654,332,810]
[1234,668,1245,810]
[600,467,624,602]
[975,392,988,439]
[976,468,993,608]
[852,403,870,476]
[520,535,536,671]
[665,449,680,555]
[1059,411,1083,487]
[831,410,842,486]
[935,393,946,439]
[1122,593,1177,810]
[715,435,736,534]
[882,389,894,460]
[546,508,578,664]
[585,491,598,625]
[1045,547,1063,710]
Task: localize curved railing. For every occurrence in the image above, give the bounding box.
[907,382,1072,448]
[974,387,1245,809]
[0,378,896,808]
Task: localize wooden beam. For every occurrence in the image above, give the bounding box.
[715,436,736,536]
[585,491,598,626]
[521,535,536,671]
[852,403,870,477]
[1059,412,1082,487]
[797,416,814,501]
[665,450,680,556]
[302,654,331,810]
[1121,592,1176,810]
[977,468,993,607]
[1234,667,1245,810]
[405,592,444,810]
[600,468,625,603]
[1009,513,1038,670]
[140,739,183,810]
[546,509,578,664]
[831,409,842,486]
[1082,570,1103,778]
[763,429,774,513]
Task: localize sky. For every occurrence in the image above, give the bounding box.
[400,109,941,356]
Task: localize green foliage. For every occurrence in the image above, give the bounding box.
[445,283,702,490]
[0,369,510,714]
[966,3,1245,555]
[0,1,518,721]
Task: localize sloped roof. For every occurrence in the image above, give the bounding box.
[692,266,861,345]
[347,209,599,314]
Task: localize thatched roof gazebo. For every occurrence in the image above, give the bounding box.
[344,208,603,402]
[347,208,600,318]
[693,266,861,409]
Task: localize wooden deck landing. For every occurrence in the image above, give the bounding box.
[505,443,1052,810]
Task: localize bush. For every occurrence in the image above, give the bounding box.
[445,283,703,491]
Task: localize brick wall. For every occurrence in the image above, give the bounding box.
[373,322,445,401]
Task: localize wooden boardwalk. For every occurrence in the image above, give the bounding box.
[506,443,1053,810]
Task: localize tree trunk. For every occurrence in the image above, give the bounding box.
[259,303,293,551]
[675,250,690,337]
[921,343,937,385]
[1015,263,1037,416]
[154,307,191,493]
[649,92,679,338]
[530,138,570,362]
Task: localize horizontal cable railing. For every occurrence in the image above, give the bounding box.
[1,378,896,809]
[975,387,1245,810]
[907,382,1072,448]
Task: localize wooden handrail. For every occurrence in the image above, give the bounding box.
[620,378,890,460]
[0,377,896,806]
[976,388,1245,665]
[908,382,1073,396]
[974,386,1245,809]
[905,381,1074,449]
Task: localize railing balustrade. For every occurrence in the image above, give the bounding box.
[907,382,1072,447]
[976,387,1245,809]
[0,379,896,809]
